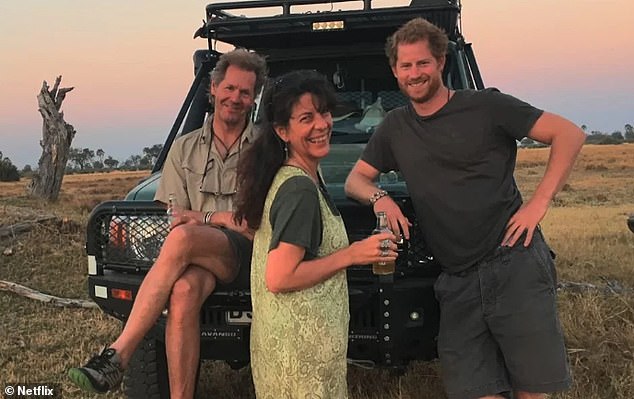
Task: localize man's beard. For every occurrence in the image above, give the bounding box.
[402,74,442,104]
[222,112,244,126]
[217,102,251,126]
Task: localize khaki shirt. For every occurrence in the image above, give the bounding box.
[155,115,257,212]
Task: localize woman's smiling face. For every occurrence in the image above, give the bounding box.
[275,92,333,164]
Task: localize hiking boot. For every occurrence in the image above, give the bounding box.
[68,347,124,393]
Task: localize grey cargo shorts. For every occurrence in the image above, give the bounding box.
[216,227,252,290]
[434,230,571,398]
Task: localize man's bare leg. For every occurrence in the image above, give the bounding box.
[109,224,237,367]
[166,266,218,399]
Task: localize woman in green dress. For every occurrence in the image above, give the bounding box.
[234,70,398,398]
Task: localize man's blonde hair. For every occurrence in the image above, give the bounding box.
[385,18,448,66]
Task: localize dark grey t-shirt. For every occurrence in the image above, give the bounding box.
[361,88,543,273]
[268,175,322,260]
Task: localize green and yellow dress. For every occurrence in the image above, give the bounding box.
[250,166,350,399]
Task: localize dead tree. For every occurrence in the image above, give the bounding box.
[27,76,76,201]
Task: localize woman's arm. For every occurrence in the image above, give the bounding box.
[265,232,397,293]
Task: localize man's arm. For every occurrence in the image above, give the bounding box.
[154,142,212,226]
[208,211,254,240]
[168,207,252,239]
[155,143,190,209]
[345,160,412,239]
[503,111,586,247]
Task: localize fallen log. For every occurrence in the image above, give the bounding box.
[558,279,633,295]
[0,216,57,240]
[0,280,98,309]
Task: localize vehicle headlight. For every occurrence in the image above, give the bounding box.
[109,215,169,263]
[127,216,170,261]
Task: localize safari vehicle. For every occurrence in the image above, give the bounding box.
[85,0,484,397]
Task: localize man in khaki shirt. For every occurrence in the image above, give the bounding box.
[69,49,267,399]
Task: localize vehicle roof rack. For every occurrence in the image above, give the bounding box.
[199,0,461,50]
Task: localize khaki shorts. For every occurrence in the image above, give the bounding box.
[434,230,571,398]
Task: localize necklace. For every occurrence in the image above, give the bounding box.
[214,131,244,160]
[199,127,244,194]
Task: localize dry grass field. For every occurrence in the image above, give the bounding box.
[1,144,633,398]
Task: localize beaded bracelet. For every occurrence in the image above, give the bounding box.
[369,189,389,205]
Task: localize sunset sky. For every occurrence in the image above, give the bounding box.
[1,0,632,168]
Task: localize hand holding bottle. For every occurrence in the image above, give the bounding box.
[372,211,396,275]
[345,232,398,267]
[166,194,195,228]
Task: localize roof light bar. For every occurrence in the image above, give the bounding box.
[312,20,345,31]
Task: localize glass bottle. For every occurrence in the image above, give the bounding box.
[166,193,175,224]
[372,211,395,275]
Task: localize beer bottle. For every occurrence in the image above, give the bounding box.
[166,193,175,224]
[372,211,395,275]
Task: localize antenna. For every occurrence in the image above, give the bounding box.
[458,0,462,35]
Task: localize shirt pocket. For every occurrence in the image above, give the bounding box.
[193,157,238,196]
[182,158,208,194]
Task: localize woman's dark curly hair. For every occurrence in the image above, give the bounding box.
[234,70,337,229]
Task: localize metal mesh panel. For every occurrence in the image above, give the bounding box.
[111,215,169,262]
[90,207,169,272]
[337,91,373,109]
[378,91,408,109]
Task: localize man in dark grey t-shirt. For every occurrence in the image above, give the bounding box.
[345,18,585,399]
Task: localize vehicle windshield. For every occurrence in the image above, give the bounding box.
[331,89,407,136]
[320,143,365,184]
[320,88,407,185]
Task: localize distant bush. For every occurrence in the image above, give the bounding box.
[518,137,547,148]
[0,154,20,182]
[611,131,624,141]
[585,133,624,145]
[0,167,19,181]
[598,136,623,145]
[20,164,34,178]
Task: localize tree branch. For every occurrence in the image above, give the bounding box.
[0,280,99,309]
[0,216,56,240]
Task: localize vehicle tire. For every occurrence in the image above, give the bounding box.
[628,215,634,233]
[123,335,170,399]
